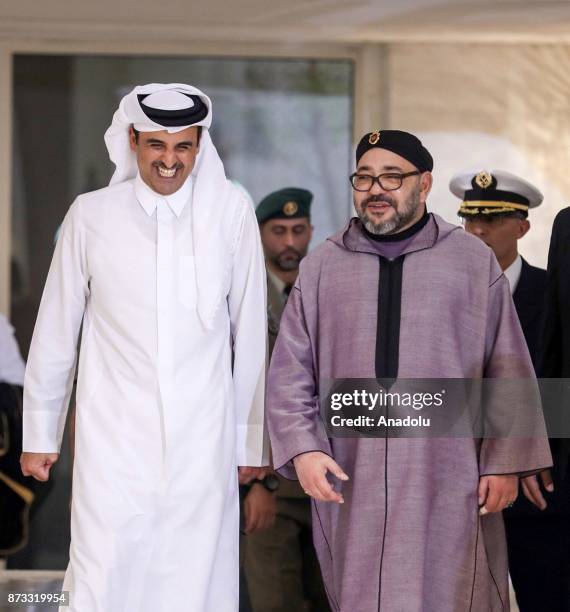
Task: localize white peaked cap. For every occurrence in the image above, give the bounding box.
[450,168,543,216]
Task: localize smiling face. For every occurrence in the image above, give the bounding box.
[129,126,200,196]
[353,148,432,235]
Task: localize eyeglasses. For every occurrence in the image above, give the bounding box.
[349,171,420,192]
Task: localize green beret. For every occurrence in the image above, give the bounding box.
[256,187,312,224]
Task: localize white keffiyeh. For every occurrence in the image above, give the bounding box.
[104,83,243,330]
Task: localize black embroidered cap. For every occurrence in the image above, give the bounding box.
[356,130,434,173]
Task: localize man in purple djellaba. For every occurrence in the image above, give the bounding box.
[266,130,552,612]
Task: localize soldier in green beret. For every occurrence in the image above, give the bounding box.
[243,188,330,611]
[255,187,313,353]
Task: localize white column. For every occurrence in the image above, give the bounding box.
[353,43,389,146]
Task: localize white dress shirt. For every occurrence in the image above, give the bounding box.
[504,254,523,295]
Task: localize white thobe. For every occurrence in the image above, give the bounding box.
[23,173,268,612]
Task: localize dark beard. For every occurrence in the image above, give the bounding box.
[272,248,303,271]
[358,188,421,235]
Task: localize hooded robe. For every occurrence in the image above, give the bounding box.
[267,213,551,612]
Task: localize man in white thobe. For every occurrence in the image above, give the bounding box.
[20,83,268,612]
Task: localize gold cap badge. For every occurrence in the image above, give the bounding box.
[368,130,381,145]
[475,171,493,189]
[283,201,298,216]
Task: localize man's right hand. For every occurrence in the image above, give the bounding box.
[243,484,277,534]
[293,451,348,504]
[20,452,59,482]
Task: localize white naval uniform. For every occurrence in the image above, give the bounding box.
[23,173,268,612]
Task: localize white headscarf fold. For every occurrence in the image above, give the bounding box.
[104,83,239,330]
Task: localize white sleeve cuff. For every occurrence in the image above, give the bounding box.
[23,409,64,453]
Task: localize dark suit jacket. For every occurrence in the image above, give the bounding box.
[523,207,570,513]
[540,209,570,514]
[513,257,547,375]
[542,207,570,377]
[507,257,570,517]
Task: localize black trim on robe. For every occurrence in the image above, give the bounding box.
[374,256,404,611]
[375,256,404,381]
[369,214,428,609]
[369,209,430,382]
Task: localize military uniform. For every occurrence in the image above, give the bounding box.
[245,189,329,612]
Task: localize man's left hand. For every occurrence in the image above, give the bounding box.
[243,484,277,534]
[238,466,268,485]
[521,469,554,510]
[478,474,518,515]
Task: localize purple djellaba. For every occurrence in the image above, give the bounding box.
[266,130,552,612]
